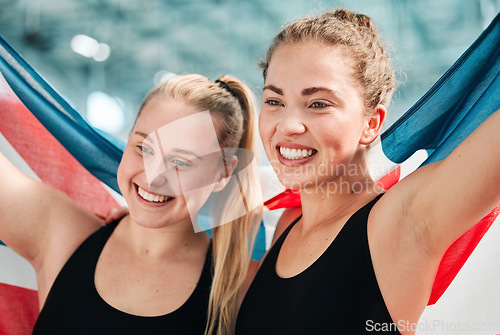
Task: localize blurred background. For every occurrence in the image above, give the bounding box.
[0,0,498,142]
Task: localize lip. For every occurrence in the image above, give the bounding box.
[275,142,317,166]
[134,184,175,207]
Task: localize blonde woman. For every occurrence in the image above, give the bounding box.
[0,73,261,334]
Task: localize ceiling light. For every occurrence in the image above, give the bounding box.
[93,43,111,62]
[87,91,124,134]
[71,35,111,62]
[71,34,98,58]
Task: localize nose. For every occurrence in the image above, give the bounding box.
[276,110,306,136]
[144,157,169,188]
[149,173,168,188]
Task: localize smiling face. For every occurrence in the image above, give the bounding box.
[259,41,383,191]
[117,97,226,230]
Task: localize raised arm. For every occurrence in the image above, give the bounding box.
[396,109,500,253]
[0,152,102,269]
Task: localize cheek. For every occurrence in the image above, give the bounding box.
[258,111,274,147]
[116,160,128,195]
[116,149,141,190]
[316,122,363,161]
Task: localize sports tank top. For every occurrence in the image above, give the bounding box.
[236,194,400,335]
[33,221,213,334]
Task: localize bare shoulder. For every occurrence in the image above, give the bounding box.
[35,188,104,303]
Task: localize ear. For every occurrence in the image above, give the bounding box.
[213,155,238,192]
[360,104,386,145]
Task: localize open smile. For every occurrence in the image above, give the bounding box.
[276,144,318,165]
[136,185,175,204]
[278,145,316,160]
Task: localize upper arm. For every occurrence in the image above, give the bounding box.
[395,109,500,254]
[0,152,103,266]
[0,152,55,261]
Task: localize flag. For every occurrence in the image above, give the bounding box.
[0,11,499,335]
[0,36,124,334]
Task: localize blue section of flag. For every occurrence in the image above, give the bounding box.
[197,216,266,260]
[252,221,267,260]
[381,13,500,166]
[0,35,125,194]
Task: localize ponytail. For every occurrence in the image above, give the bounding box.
[206,75,262,335]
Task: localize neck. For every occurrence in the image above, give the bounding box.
[299,162,384,230]
[116,215,210,261]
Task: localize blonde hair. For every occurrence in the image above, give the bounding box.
[260,8,396,109]
[139,73,262,335]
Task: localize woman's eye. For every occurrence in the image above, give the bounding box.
[310,101,329,108]
[136,145,153,155]
[264,99,283,106]
[170,159,191,167]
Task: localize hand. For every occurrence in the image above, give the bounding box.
[103,207,129,224]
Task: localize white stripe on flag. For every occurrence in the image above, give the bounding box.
[101,180,127,207]
[259,165,286,249]
[368,138,428,181]
[367,138,399,181]
[0,132,40,181]
[399,149,428,179]
[0,245,37,290]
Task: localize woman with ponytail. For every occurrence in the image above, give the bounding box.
[236,8,500,335]
[0,73,261,334]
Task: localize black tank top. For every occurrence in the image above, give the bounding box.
[236,194,400,335]
[33,221,213,334]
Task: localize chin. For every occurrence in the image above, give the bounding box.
[276,175,311,191]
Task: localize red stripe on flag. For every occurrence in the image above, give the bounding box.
[375,166,401,190]
[264,189,301,210]
[0,80,118,217]
[429,204,500,305]
[0,283,38,335]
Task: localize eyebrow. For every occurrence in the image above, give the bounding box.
[302,87,343,99]
[263,85,283,95]
[172,148,203,160]
[134,131,149,139]
[264,85,343,100]
[134,131,203,160]
[133,131,155,145]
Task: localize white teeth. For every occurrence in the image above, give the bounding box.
[137,186,171,203]
[278,146,316,160]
